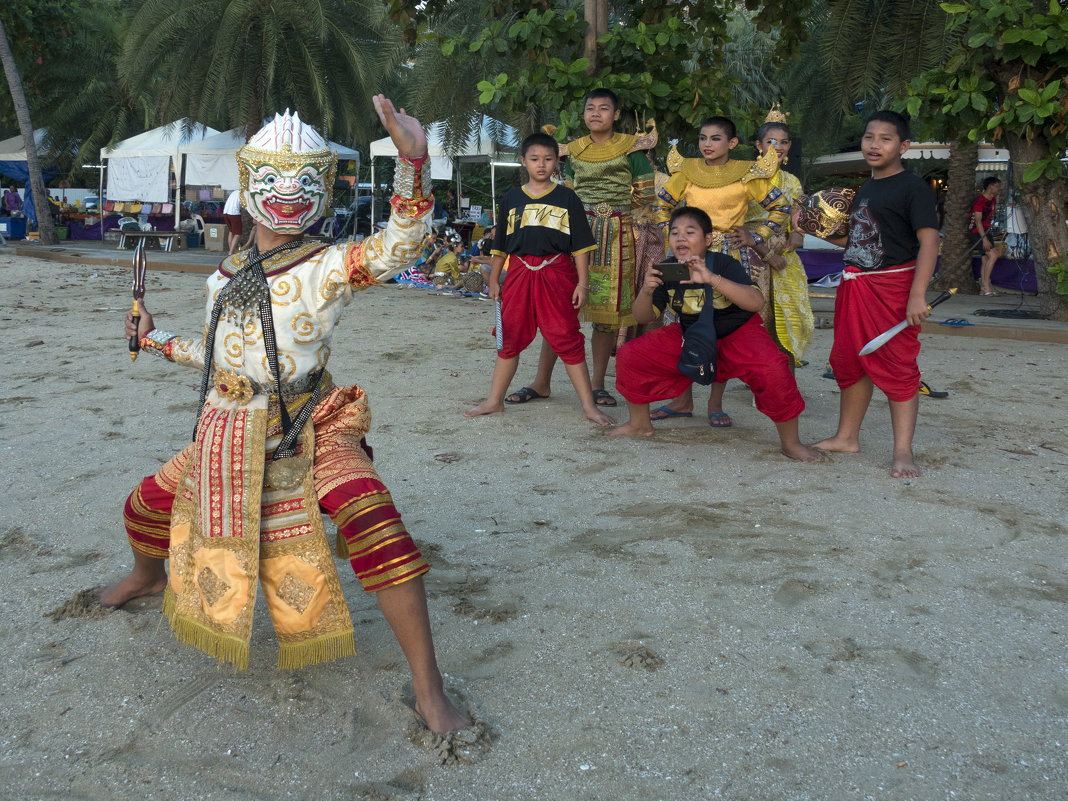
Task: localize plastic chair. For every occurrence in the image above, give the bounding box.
[190,213,206,247]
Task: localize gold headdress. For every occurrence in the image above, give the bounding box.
[764,104,789,125]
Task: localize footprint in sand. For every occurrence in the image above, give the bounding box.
[612,641,664,671]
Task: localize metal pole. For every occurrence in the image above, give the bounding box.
[370,159,375,232]
[490,163,497,225]
[99,162,104,241]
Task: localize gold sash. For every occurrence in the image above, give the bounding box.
[163,388,354,670]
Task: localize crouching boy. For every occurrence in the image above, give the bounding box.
[608,206,819,462]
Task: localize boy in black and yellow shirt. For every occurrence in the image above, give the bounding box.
[465,133,614,425]
[609,207,818,461]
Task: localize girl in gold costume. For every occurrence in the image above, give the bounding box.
[745,112,815,367]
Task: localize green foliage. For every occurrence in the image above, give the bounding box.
[905,0,1068,183]
[121,0,404,143]
[403,1,813,148]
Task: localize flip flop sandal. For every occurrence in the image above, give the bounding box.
[504,386,547,404]
[592,389,617,407]
[919,381,949,398]
[708,412,733,427]
[650,406,693,420]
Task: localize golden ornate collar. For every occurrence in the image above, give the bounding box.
[679,158,754,188]
[219,241,329,278]
[567,133,637,163]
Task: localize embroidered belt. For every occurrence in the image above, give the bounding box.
[213,368,333,405]
[586,201,630,219]
[513,254,560,271]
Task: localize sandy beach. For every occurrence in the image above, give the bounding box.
[1,250,1065,800]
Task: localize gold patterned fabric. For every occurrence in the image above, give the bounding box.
[745,170,815,360]
[567,135,661,327]
[164,389,354,671]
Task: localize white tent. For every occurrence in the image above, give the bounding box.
[100,120,220,233]
[367,118,519,226]
[178,128,361,191]
[0,129,47,160]
[812,143,1011,174]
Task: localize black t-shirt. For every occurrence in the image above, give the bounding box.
[651,252,755,337]
[491,184,596,258]
[842,170,938,271]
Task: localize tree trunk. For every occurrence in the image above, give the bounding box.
[0,18,57,245]
[1005,132,1068,321]
[933,140,980,292]
[583,0,607,74]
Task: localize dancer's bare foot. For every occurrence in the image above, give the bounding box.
[811,434,860,454]
[583,407,616,426]
[415,688,472,734]
[607,420,654,437]
[782,441,822,462]
[98,568,167,608]
[463,400,504,417]
[891,449,921,478]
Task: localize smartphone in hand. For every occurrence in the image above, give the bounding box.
[653,261,691,283]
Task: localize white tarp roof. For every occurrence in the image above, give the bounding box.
[101,119,219,159]
[0,129,47,160]
[369,118,519,180]
[178,128,360,189]
[813,143,1011,173]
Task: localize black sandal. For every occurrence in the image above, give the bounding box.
[504,386,547,404]
[592,389,617,407]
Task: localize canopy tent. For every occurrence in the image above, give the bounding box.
[812,143,1011,174]
[367,117,519,227]
[101,120,220,234]
[0,129,57,227]
[177,128,361,191]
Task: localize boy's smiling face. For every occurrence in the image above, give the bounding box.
[669,213,714,262]
[521,144,559,184]
[862,120,909,170]
[584,97,620,135]
[699,124,737,165]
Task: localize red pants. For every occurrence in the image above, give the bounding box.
[615,316,805,422]
[499,253,585,364]
[123,386,428,593]
[830,264,921,402]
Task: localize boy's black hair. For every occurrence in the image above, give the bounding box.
[669,205,713,236]
[521,132,560,158]
[865,110,911,141]
[756,121,791,141]
[699,116,737,140]
[584,88,620,111]
[982,176,1003,190]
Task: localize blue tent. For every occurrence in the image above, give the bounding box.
[0,130,58,228]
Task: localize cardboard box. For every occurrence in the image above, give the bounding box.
[204,223,226,251]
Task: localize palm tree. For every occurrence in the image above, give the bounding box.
[0,16,57,244]
[121,0,405,143]
[790,0,980,290]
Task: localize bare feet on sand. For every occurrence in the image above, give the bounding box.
[607,420,654,437]
[782,442,822,462]
[464,400,504,417]
[416,689,473,734]
[97,570,167,608]
[811,435,860,454]
[891,449,921,478]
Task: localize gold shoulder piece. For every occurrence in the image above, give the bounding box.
[743,147,780,182]
[667,145,684,175]
[568,133,635,163]
[629,120,658,153]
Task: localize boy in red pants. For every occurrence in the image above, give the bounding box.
[808,111,939,478]
[609,206,819,462]
[465,133,614,425]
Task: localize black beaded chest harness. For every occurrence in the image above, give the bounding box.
[194,241,325,461]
